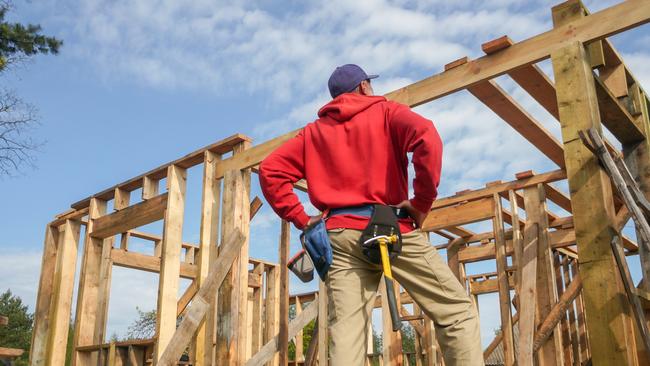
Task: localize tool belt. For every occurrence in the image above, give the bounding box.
[330,204,405,264]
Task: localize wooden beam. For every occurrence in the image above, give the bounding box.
[111,249,197,279]
[154,165,187,361]
[0,347,24,358]
[318,281,328,366]
[216,141,252,366]
[91,193,168,239]
[45,220,81,366]
[384,0,650,106]
[73,198,107,366]
[492,194,515,365]
[421,197,495,231]
[430,169,566,211]
[195,150,221,366]
[551,39,633,364]
[278,221,290,365]
[29,224,59,366]
[468,80,565,168]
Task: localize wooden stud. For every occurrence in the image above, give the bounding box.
[508,190,523,292]
[318,280,328,366]
[278,220,290,365]
[264,265,280,366]
[193,150,221,366]
[73,198,107,366]
[154,165,187,361]
[294,298,304,363]
[45,220,82,366]
[493,194,515,366]
[216,140,252,366]
[562,259,581,365]
[551,39,633,364]
[30,224,59,366]
[250,263,265,358]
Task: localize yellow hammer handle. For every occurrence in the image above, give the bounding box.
[379,240,393,279]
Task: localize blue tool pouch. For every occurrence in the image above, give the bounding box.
[300,219,333,281]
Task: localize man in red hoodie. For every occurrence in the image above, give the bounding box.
[260,64,482,365]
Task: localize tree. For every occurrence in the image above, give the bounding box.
[0,290,33,366]
[0,1,62,176]
[125,307,156,340]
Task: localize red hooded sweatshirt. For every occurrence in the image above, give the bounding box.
[259,93,442,232]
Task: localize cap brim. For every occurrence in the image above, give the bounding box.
[368,74,379,79]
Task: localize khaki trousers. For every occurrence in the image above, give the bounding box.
[325,228,484,366]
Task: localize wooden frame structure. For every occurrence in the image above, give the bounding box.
[29,1,650,365]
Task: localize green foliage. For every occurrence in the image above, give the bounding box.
[125,307,156,340]
[0,289,33,366]
[0,1,62,71]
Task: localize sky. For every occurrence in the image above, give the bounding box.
[1,0,649,350]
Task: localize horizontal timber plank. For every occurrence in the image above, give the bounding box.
[90,193,168,238]
[470,275,515,295]
[111,248,197,279]
[0,347,24,358]
[71,134,250,209]
[110,248,266,285]
[430,169,566,210]
[384,0,650,106]
[421,197,495,231]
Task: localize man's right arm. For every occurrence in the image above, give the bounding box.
[259,131,311,230]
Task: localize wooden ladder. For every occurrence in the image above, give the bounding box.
[579,127,650,353]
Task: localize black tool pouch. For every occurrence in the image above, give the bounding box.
[359,204,403,264]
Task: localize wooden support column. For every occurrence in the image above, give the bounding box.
[570,261,590,361]
[562,258,581,365]
[508,190,523,292]
[250,263,265,359]
[552,253,573,365]
[73,198,107,366]
[529,183,563,365]
[45,220,82,366]
[265,265,280,366]
[278,220,290,365]
[216,160,252,366]
[318,280,329,366]
[551,39,633,364]
[493,194,515,366]
[196,150,221,366]
[154,165,187,361]
[211,140,252,365]
[623,87,650,291]
[294,298,304,363]
[30,224,59,366]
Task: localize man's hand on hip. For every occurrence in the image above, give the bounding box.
[395,200,428,229]
[305,214,323,229]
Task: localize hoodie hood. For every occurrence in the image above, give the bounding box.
[317,93,386,121]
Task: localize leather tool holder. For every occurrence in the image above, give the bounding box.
[359,204,403,264]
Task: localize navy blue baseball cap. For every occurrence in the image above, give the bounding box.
[328,64,378,98]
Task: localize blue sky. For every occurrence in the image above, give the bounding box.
[1,0,649,348]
